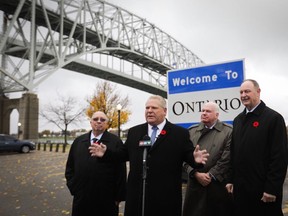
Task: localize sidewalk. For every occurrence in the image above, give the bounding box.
[0,151,73,216]
[0,150,125,216]
[0,150,287,216]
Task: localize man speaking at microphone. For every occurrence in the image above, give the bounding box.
[89,95,209,216]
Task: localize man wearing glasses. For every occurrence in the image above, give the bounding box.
[65,111,127,216]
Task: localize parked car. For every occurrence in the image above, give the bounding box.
[0,134,36,153]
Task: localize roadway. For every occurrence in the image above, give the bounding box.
[0,150,287,216]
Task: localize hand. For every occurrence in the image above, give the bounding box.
[226,183,233,193]
[261,192,276,203]
[195,172,211,186]
[193,145,209,164]
[89,143,107,157]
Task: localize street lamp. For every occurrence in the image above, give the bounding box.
[17,122,21,139]
[116,104,122,137]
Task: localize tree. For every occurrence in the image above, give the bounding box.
[86,81,131,130]
[40,94,86,144]
[39,129,51,137]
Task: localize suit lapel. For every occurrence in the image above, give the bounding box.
[84,131,92,148]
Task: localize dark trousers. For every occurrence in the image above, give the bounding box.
[233,187,283,216]
[207,181,233,216]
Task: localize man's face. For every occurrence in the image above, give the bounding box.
[201,103,218,125]
[90,112,108,133]
[240,81,260,110]
[145,98,167,126]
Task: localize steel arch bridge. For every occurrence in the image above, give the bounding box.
[0,0,204,98]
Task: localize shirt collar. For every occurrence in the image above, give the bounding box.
[149,119,166,134]
[245,102,260,114]
[91,132,103,142]
[204,121,217,129]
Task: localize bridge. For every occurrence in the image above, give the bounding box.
[0,0,204,139]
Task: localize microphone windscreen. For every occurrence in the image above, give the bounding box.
[139,135,152,147]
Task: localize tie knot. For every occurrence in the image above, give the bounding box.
[201,127,212,137]
[152,126,158,131]
[92,138,98,143]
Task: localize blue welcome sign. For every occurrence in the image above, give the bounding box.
[167,59,245,128]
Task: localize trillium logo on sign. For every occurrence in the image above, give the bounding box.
[167,59,245,128]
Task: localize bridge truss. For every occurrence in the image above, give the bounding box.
[0,0,204,97]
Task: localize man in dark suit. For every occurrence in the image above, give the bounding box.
[226,79,288,216]
[89,95,209,216]
[65,111,126,216]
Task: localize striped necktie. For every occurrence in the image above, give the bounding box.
[92,138,98,144]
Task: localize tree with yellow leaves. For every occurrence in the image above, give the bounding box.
[86,81,131,130]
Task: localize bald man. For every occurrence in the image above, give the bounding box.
[183,101,233,216]
[226,79,288,216]
[65,111,126,216]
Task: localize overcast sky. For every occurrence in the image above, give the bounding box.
[11,0,288,132]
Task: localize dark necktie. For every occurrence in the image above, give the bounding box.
[92,138,98,144]
[151,126,158,144]
[200,127,212,139]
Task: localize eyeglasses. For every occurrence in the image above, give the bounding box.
[92,117,107,122]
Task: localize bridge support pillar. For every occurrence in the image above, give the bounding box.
[0,93,39,140]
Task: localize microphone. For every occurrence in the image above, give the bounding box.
[139,135,152,147]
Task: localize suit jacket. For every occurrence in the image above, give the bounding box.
[104,120,199,216]
[65,130,126,216]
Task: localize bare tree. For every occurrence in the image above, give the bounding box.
[86,81,131,130]
[40,93,86,144]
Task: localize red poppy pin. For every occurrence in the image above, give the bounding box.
[160,130,167,135]
[253,121,259,128]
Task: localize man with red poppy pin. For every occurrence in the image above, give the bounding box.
[226,79,288,216]
[89,95,209,216]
